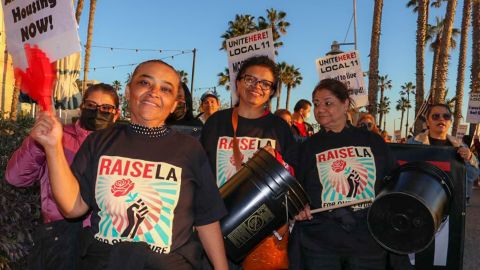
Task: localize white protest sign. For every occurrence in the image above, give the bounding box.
[2,0,81,69]
[456,124,468,140]
[226,28,275,105]
[394,130,402,142]
[466,93,480,123]
[316,50,368,108]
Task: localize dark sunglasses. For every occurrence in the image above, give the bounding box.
[359,122,373,130]
[431,113,452,121]
[83,100,116,113]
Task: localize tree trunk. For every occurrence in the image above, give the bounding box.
[75,0,84,24]
[452,0,472,136]
[400,110,405,138]
[378,87,385,129]
[285,85,292,111]
[414,0,429,134]
[429,46,440,101]
[276,81,282,110]
[383,112,387,131]
[9,86,20,121]
[469,0,480,136]
[434,0,458,103]
[82,0,97,94]
[367,0,383,117]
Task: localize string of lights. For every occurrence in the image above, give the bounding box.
[87,45,193,53]
[89,51,192,71]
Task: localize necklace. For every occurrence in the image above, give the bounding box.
[129,123,170,138]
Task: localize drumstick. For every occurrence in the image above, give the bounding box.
[310,198,374,214]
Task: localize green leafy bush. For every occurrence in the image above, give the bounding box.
[0,115,40,270]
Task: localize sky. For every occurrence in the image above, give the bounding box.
[76,0,473,135]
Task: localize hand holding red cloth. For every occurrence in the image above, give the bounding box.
[14,44,56,111]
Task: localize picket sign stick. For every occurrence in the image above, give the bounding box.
[310,198,374,214]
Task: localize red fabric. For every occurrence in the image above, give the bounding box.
[14,44,56,111]
[293,121,307,137]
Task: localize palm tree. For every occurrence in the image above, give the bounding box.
[367,0,384,117]
[407,0,429,134]
[276,62,287,110]
[112,80,122,92]
[75,0,85,23]
[217,67,231,91]
[396,97,410,136]
[427,17,460,101]
[178,70,189,85]
[283,64,302,111]
[452,0,472,135]
[471,0,480,93]
[468,0,480,136]
[433,0,458,103]
[82,0,97,94]
[401,82,416,137]
[125,72,132,85]
[377,75,392,128]
[378,96,391,130]
[9,85,20,121]
[258,8,290,54]
[220,14,258,50]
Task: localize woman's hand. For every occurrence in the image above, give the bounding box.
[457,146,473,162]
[30,111,63,150]
[294,204,313,221]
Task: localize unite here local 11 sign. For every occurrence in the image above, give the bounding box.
[316,51,368,108]
[226,28,275,105]
[2,0,81,69]
[466,93,480,123]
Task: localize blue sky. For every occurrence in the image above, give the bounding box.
[77,0,472,135]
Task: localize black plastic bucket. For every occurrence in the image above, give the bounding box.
[219,148,310,262]
[367,161,454,254]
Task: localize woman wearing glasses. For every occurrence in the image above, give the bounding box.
[5,83,119,270]
[408,103,478,205]
[200,56,295,269]
[357,113,380,135]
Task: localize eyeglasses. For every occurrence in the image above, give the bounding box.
[82,100,116,113]
[359,122,373,130]
[431,113,452,121]
[241,74,274,91]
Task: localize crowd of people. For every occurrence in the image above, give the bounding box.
[5,55,478,270]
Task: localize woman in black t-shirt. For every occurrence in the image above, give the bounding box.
[201,56,295,269]
[28,60,228,270]
[288,79,395,270]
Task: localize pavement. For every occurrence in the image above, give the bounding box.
[464,185,480,270]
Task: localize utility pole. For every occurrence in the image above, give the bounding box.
[190,48,196,96]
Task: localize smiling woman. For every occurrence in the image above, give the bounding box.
[26,59,229,270]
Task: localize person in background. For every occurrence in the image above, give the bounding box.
[166,82,202,127]
[292,99,314,137]
[274,109,293,127]
[5,83,120,270]
[357,113,380,135]
[288,79,396,270]
[408,103,478,206]
[197,90,220,124]
[381,130,392,143]
[28,60,228,269]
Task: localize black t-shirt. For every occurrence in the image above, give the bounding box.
[286,125,396,254]
[429,136,453,146]
[200,108,295,187]
[71,124,227,255]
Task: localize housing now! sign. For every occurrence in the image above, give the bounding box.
[2,0,81,69]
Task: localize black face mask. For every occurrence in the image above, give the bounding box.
[170,102,187,121]
[79,108,115,131]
